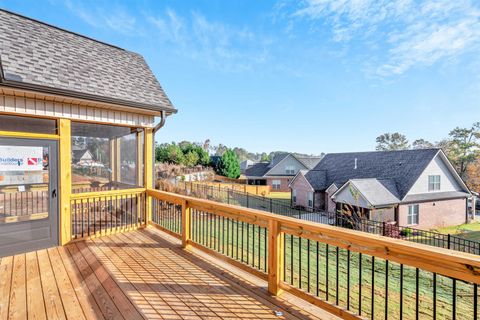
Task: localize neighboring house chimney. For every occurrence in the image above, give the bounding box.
[354,158,357,170]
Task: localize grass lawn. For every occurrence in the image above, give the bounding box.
[435,222,480,242]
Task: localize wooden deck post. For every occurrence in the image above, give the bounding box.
[59,119,72,245]
[144,128,153,223]
[181,200,191,249]
[268,219,284,296]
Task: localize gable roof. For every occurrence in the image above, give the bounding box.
[306,148,441,199]
[0,9,176,113]
[333,179,401,207]
[297,156,322,169]
[267,153,289,168]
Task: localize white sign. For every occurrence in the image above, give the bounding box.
[0,146,44,171]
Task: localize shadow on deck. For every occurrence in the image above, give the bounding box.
[0,227,338,319]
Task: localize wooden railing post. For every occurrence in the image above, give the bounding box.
[59,119,72,245]
[181,200,191,249]
[268,219,284,296]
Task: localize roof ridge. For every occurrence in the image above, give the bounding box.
[325,148,441,156]
[0,8,127,52]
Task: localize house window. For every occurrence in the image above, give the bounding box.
[285,166,295,175]
[272,180,281,190]
[428,175,441,191]
[292,189,297,203]
[407,204,419,225]
[308,192,313,208]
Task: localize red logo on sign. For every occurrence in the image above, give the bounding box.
[27,158,38,165]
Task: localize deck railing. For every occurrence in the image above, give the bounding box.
[70,188,146,239]
[147,189,480,320]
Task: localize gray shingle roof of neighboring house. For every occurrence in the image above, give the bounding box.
[304,170,327,190]
[297,156,322,169]
[344,179,401,206]
[268,153,289,168]
[0,9,176,113]
[403,191,470,203]
[244,162,270,177]
[306,148,443,199]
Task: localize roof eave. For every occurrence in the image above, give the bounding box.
[0,79,178,115]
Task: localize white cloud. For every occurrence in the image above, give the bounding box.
[285,0,480,76]
[147,9,271,72]
[64,0,137,35]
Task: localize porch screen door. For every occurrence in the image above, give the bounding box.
[0,138,58,257]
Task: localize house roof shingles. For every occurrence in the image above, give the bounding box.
[0,9,176,113]
[244,162,270,177]
[306,148,442,199]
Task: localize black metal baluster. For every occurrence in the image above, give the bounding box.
[247,223,250,265]
[433,273,437,320]
[400,264,403,320]
[385,260,388,320]
[347,250,350,310]
[474,283,478,320]
[264,227,267,272]
[371,256,375,320]
[307,239,311,293]
[316,242,319,297]
[359,253,362,316]
[452,279,456,320]
[299,237,302,289]
[416,268,419,320]
[336,246,339,305]
[236,219,239,260]
[290,234,293,285]
[241,221,244,262]
[326,244,329,301]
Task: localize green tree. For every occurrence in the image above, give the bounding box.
[183,151,200,167]
[375,133,409,151]
[443,122,480,178]
[260,153,270,162]
[411,139,434,149]
[217,149,241,179]
[155,143,185,164]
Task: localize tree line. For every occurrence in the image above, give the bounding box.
[375,122,480,191]
[155,141,241,179]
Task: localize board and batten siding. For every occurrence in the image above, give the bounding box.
[407,153,465,195]
[0,94,155,127]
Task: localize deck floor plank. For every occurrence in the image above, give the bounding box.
[8,255,26,320]
[90,236,183,319]
[2,227,335,320]
[0,256,13,319]
[25,251,47,320]
[66,243,124,320]
[37,249,67,320]
[47,247,86,320]
[56,246,105,320]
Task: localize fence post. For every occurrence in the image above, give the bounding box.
[448,234,451,249]
[270,198,273,213]
[382,221,386,236]
[268,219,284,296]
[181,199,190,249]
[247,193,250,208]
[227,191,230,204]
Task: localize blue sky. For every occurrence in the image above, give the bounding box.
[2,0,480,154]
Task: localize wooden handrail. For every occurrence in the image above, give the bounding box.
[71,187,146,200]
[147,189,480,285]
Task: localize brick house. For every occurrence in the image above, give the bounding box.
[289,149,471,229]
[244,153,321,192]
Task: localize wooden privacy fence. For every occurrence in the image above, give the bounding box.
[147,189,480,320]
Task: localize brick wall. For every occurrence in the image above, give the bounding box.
[266,177,292,192]
[398,198,467,229]
[290,175,314,209]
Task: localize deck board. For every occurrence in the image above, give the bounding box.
[1,227,338,320]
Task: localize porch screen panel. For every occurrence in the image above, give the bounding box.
[71,122,144,193]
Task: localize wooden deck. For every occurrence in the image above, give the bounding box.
[0,227,337,320]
